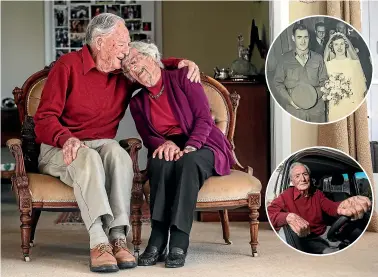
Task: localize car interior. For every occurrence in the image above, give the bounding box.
[273,149,373,253]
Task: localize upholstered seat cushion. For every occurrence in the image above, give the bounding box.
[27,173,76,202]
[144,170,261,203]
[197,170,262,202]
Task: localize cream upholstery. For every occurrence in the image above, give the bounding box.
[27,173,76,202]
[202,82,229,135]
[143,170,261,203]
[197,170,262,202]
[27,78,46,116]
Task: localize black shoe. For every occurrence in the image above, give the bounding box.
[138,245,168,266]
[165,247,187,268]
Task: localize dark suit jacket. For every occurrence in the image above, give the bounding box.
[310,38,325,55]
[129,68,235,176]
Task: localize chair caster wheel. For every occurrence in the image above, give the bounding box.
[225,240,232,245]
[24,256,30,262]
[252,252,258,257]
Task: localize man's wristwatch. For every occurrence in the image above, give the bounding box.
[184,145,197,152]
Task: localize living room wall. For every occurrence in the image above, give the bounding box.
[1,1,45,99]
[1,1,270,169]
[162,1,269,77]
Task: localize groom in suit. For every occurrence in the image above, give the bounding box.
[274,23,328,123]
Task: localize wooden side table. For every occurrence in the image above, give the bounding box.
[1,107,20,180]
[1,107,21,146]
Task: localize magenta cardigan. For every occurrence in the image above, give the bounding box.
[129,68,235,176]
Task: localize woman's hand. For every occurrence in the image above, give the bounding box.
[153,141,180,161]
[173,146,197,161]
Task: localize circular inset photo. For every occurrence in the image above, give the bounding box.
[266,16,373,124]
[265,147,374,255]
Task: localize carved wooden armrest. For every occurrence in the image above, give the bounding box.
[6,139,27,177]
[119,138,142,174]
[231,150,253,175]
[6,138,32,212]
[119,138,147,195]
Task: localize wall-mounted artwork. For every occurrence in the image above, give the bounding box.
[52,0,154,61]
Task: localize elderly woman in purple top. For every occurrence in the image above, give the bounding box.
[122,41,235,268]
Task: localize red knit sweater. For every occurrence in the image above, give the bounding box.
[34,45,181,147]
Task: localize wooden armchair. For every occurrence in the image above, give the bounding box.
[6,63,142,262]
[124,75,262,257]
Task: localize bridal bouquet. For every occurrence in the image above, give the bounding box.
[320,73,353,105]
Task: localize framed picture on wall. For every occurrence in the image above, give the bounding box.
[46,0,158,64]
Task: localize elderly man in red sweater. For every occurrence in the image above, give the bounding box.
[268,162,371,254]
[34,13,199,273]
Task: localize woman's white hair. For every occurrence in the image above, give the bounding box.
[289,162,311,180]
[85,13,124,46]
[129,41,164,68]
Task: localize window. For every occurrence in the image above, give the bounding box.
[355,172,373,200]
[322,174,351,195]
[362,0,378,141]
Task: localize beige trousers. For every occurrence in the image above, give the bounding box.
[38,139,133,234]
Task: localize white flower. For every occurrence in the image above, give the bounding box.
[341,83,349,90]
[327,95,332,100]
[334,88,342,95]
[330,75,336,82]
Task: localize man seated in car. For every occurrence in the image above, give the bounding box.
[267,162,371,254]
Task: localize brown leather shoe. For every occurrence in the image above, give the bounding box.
[90,243,119,273]
[111,238,137,269]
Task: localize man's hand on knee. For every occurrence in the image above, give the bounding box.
[286,213,310,237]
[62,137,88,165]
[337,196,371,220]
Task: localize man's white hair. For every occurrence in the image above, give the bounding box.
[85,13,124,45]
[129,41,164,68]
[289,162,311,180]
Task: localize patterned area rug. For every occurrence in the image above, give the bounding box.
[55,201,151,225]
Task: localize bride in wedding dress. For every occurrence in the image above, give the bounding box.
[324,33,367,122]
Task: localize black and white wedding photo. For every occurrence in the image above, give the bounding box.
[123,4,141,20]
[106,4,120,16]
[125,19,141,31]
[55,49,69,60]
[55,28,69,48]
[54,6,68,27]
[70,5,89,20]
[266,16,372,124]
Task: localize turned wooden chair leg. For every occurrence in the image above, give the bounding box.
[248,206,259,257]
[131,203,143,257]
[20,211,32,261]
[218,210,232,244]
[30,210,41,247]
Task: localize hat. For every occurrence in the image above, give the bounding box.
[290,83,318,110]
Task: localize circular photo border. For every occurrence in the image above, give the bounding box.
[265,15,374,125]
[265,146,375,256]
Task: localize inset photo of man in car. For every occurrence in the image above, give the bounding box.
[266,147,373,255]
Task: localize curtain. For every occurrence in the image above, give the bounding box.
[319,0,377,232]
[290,0,377,232]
